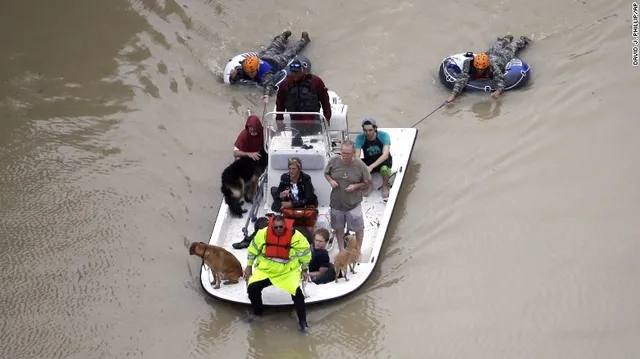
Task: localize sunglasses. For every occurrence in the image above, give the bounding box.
[273,225,284,229]
[288,158,300,164]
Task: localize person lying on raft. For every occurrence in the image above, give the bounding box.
[229,30,311,104]
[447,34,531,103]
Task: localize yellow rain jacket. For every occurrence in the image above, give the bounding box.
[247,218,311,295]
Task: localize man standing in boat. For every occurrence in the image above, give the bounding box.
[324,140,372,255]
[447,34,531,103]
[244,215,312,332]
[354,118,393,199]
[275,59,332,135]
[228,30,311,104]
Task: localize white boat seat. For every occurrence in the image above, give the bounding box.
[270,151,326,171]
[329,103,347,133]
[328,103,348,152]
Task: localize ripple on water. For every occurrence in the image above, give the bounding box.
[0,184,136,357]
[0,129,152,358]
[301,295,388,359]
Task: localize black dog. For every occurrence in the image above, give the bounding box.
[220,151,268,217]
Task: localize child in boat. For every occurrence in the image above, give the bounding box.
[308,228,336,284]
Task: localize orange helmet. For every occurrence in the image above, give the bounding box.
[242,56,260,73]
[473,53,489,70]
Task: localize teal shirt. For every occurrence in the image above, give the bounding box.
[354,130,391,160]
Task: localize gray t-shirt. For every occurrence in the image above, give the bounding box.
[324,156,372,211]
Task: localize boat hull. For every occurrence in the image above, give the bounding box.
[198,127,418,306]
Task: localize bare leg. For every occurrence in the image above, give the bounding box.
[331,209,346,252]
[351,205,365,259]
[380,165,392,199]
[355,229,364,257]
[381,170,390,198]
[334,226,345,252]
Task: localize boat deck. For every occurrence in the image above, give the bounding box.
[201,175,390,306]
[198,127,417,306]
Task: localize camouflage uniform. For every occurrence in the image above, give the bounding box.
[452,35,531,96]
[260,33,310,70]
[240,32,310,97]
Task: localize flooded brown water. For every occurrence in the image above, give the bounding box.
[1,0,639,358]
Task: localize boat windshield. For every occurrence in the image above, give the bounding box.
[262,111,332,153]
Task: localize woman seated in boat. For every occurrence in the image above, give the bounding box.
[308,228,336,284]
[270,157,318,212]
[270,157,319,239]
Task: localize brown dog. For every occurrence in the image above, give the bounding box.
[333,235,360,282]
[189,242,243,289]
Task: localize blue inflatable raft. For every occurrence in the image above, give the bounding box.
[439,52,531,92]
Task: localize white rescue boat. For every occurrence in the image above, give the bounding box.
[199,91,418,306]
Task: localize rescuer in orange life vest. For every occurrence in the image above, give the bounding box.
[244,214,312,332]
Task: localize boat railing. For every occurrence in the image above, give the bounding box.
[262,111,332,154]
[241,170,268,237]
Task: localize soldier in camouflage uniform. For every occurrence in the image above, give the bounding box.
[229,31,311,103]
[260,31,310,71]
[447,34,531,103]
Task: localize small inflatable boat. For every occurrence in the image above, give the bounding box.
[439,52,531,92]
[223,52,312,89]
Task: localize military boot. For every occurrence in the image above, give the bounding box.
[282,30,292,39]
[301,31,310,42]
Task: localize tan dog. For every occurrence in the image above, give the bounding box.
[333,235,360,282]
[189,242,243,289]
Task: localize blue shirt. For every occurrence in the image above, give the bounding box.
[255,60,273,84]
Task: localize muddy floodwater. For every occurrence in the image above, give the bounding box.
[1,0,639,358]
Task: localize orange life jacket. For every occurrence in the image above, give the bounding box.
[264,217,296,260]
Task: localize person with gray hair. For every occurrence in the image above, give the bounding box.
[324,140,372,254]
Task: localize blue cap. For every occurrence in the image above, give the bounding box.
[289,59,303,72]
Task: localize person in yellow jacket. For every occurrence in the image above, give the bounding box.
[244,214,312,331]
